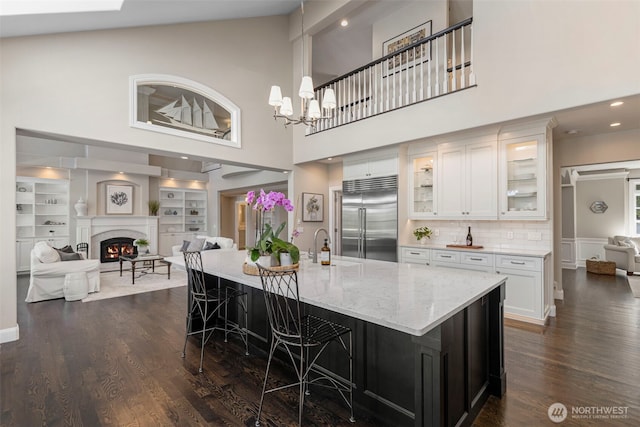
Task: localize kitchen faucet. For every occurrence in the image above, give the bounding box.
[312,228,331,263]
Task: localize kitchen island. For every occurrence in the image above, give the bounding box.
[166,250,507,427]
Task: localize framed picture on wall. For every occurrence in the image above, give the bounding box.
[106,184,133,215]
[302,193,323,222]
[383,20,432,76]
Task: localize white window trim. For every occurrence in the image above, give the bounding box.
[129,74,241,148]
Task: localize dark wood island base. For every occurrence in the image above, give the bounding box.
[192,273,506,427]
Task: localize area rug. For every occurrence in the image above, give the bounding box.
[82,269,187,302]
[628,275,640,298]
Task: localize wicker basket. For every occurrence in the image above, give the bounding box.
[585,259,616,275]
[242,262,299,276]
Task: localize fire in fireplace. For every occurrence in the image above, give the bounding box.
[100,237,138,263]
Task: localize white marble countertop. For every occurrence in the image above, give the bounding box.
[166,251,507,337]
[401,243,551,258]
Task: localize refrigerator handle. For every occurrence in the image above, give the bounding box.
[358,207,364,258]
[361,207,366,258]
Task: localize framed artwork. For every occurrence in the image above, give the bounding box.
[106,185,133,215]
[383,20,432,75]
[302,193,323,222]
[129,74,242,149]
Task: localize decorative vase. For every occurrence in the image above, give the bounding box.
[257,255,272,267]
[280,252,292,266]
[137,245,149,255]
[420,237,429,245]
[74,198,87,216]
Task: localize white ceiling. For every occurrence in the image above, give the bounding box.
[0,0,301,38]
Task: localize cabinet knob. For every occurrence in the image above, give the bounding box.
[433,212,437,215]
[501,212,505,215]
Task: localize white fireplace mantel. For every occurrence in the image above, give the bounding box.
[76,216,159,258]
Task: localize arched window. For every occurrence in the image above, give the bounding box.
[130,74,241,148]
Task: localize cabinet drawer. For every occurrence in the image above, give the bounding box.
[432,250,459,264]
[401,247,430,264]
[460,252,494,267]
[495,255,541,271]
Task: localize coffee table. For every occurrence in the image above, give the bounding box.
[119,254,171,285]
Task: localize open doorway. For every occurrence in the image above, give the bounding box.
[560,161,640,270]
[235,201,247,250]
[329,186,342,256]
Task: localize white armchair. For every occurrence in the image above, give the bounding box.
[604,236,640,275]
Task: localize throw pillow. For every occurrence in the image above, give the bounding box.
[34,241,60,263]
[186,238,205,252]
[203,242,221,251]
[625,238,640,254]
[180,240,190,252]
[55,249,82,261]
[55,245,74,253]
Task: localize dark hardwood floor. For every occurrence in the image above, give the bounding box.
[1,269,639,426]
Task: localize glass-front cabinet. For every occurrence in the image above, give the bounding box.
[408,151,437,219]
[499,134,547,219]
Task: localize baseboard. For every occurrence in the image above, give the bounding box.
[554,289,565,300]
[504,312,546,326]
[0,324,19,343]
[549,304,557,317]
[562,262,577,270]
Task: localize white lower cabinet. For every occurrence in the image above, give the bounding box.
[495,255,544,323]
[400,247,430,265]
[16,239,33,272]
[400,247,550,324]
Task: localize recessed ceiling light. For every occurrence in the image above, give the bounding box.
[327,157,333,161]
[610,101,624,107]
[180,156,188,159]
[119,171,124,174]
[45,166,52,169]
[610,122,621,127]
[566,129,579,135]
[283,171,289,174]
[340,19,349,27]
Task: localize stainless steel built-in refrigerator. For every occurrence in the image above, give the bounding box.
[342,175,398,262]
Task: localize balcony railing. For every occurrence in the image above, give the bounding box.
[310,18,474,134]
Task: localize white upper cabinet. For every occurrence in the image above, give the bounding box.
[498,117,554,220]
[343,151,398,180]
[408,151,437,218]
[437,138,497,219]
[499,134,546,219]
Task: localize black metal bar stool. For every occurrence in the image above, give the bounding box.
[181,250,248,373]
[255,264,354,426]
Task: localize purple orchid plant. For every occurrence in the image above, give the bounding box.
[246,190,299,264]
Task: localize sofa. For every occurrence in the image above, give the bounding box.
[604,235,640,275]
[171,235,237,256]
[26,242,101,302]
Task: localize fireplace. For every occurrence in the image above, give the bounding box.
[100,237,138,263]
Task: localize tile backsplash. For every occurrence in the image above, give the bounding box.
[402,220,552,250]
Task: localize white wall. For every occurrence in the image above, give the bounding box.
[294,0,640,163]
[0,16,294,339]
[371,0,448,60]
[575,178,626,239]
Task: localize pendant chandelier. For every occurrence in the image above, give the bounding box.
[268,1,336,128]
